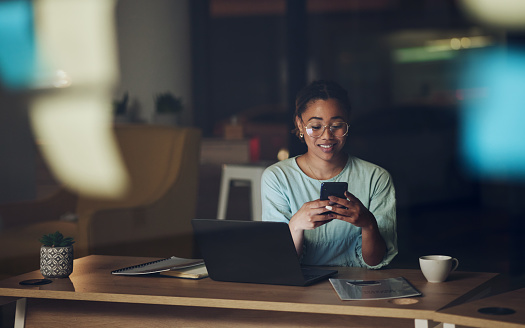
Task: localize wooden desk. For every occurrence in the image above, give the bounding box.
[0,255,498,328]
[435,287,525,328]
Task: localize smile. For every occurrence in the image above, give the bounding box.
[319,144,336,149]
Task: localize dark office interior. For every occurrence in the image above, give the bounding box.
[1,0,525,326]
[193,0,525,275]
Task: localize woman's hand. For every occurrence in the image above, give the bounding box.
[325,191,375,229]
[325,191,386,266]
[289,199,334,232]
[288,199,333,257]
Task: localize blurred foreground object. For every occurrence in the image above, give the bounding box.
[31,92,128,199]
[459,0,525,180]
[29,0,126,198]
[0,0,128,199]
[460,48,525,180]
[0,0,36,88]
[460,0,525,30]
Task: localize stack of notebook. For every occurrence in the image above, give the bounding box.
[111,256,208,279]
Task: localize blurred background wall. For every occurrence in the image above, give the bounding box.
[114,0,193,125]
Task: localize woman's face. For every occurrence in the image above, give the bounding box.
[296,98,348,162]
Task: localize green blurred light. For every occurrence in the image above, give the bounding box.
[394,47,457,63]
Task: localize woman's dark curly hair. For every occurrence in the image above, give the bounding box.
[292,80,352,140]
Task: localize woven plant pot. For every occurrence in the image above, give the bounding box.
[40,246,74,278]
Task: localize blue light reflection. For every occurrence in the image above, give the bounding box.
[461,48,525,180]
[0,0,36,89]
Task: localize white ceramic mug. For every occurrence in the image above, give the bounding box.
[419,255,459,283]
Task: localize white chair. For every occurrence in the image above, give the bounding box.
[217,163,271,221]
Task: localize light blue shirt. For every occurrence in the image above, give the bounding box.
[261,155,397,269]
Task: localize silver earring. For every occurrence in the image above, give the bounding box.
[300,133,304,138]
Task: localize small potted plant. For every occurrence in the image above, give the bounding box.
[39,231,75,278]
[153,92,183,125]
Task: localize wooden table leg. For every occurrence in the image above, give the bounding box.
[14,298,26,328]
[414,320,457,328]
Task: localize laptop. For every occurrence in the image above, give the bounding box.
[191,219,338,286]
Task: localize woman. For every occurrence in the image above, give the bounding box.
[261,80,397,268]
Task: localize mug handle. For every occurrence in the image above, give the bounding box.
[451,258,459,272]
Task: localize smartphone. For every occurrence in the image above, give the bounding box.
[320,182,348,200]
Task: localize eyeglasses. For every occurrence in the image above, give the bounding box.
[304,122,349,138]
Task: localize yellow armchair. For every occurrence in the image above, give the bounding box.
[0,124,201,278]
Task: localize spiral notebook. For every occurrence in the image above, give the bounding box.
[111,256,204,275]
